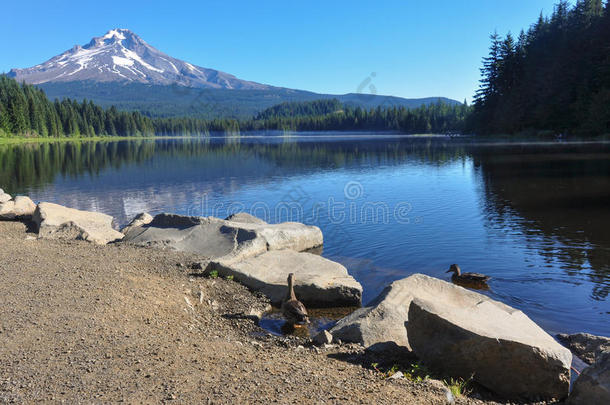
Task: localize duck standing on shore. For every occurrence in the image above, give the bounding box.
[446,264,490,289]
[282,273,309,325]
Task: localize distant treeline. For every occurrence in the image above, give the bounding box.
[0,76,471,138]
[0,76,155,137]
[155,99,472,135]
[469,0,610,136]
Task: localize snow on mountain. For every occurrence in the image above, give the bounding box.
[8,29,271,90]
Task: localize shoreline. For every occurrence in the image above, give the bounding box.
[2,131,610,146]
[0,196,605,402]
[0,220,473,404]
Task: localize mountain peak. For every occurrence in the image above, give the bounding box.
[103,28,131,39]
[8,29,271,90]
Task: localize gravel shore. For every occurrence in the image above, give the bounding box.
[0,221,543,404]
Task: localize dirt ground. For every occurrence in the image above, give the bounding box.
[0,221,547,404]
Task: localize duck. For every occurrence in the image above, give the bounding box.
[281,273,309,325]
[446,264,490,288]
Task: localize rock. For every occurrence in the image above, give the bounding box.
[224,212,267,225]
[32,202,124,245]
[0,189,11,204]
[388,371,404,380]
[568,350,610,404]
[557,333,610,365]
[329,274,431,352]
[209,250,362,307]
[120,212,153,234]
[313,330,333,346]
[0,196,36,219]
[122,213,323,262]
[406,279,572,400]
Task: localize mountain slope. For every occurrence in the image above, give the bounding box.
[9,28,461,118]
[37,81,460,119]
[8,29,270,90]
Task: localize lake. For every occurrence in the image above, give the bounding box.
[1,134,609,337]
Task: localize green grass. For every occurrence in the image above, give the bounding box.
[0,134,207,145]
[207,270,219,279]
[371,362,431,382]
[443,376,473,397]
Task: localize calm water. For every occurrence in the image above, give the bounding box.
[1,134,609,336]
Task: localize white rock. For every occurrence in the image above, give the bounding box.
[406,277,572,400]
[122,213,323,262]
[330,274,427,352]
[209,250,362,306]
[120,212,153,234]
[32,202,124,245]
[0,196,36,219]
[0,190,11,203]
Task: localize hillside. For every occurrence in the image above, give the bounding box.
[38,81,459,119]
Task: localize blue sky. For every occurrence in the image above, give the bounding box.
[2,0,562,102]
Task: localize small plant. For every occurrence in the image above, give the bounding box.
[225,275,234,281]
[386,364,400,378]
[208,270,218,279]
[443,375,473,397]
[404,362,430,382]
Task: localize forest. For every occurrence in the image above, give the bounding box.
[0,76,155,137]
[4,0,608,140]
[470,0,610,136]
[0,76,470,138]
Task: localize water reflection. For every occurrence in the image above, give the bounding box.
[473,145,610,301]
[1,136,608,335]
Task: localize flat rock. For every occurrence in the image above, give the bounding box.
[120,212,153,234]
[557,332,610,365]
[0,196,36,220]
[224,212,267,225]
[122,213,323,262]
[406,277,572,400]
[32,202,124,245]
[568,350,610,404]
[209,250,362,307]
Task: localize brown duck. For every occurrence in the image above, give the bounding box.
[281,273,309,325]
[446,264,490,287]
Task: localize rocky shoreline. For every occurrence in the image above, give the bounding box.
[0,189,608,404]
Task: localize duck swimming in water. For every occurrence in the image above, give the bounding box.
[281,273,309,325]
[446,264,490,288]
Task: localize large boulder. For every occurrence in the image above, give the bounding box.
[557,332,610,365]
[122,213,323,262]
[32,202,124,245]
[406,279,572,400]
[330,274,471,352]
[568,350,610,404]
[120,212,153,234]
[329,276,416,352]
[0,196,36,220]
[208,250,362,307]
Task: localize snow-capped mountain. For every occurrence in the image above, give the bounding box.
[8,29,271,90]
